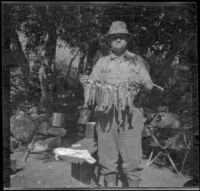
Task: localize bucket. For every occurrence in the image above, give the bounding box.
[85,122,96,139]
[52,112,65,127]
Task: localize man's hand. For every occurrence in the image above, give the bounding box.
[79,74,89,86]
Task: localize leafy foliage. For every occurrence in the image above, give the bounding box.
[3,2,198,181]
[3,3,197,117]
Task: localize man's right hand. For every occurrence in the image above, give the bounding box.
[79,74,89,86]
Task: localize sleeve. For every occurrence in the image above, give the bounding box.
[88,59,102,82]
[137,56,153,91]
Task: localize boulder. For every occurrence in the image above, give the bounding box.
[10,159,17,172]
[10,111,37,143]
[10,136,19,153]
[31,136,62,153]
[49,117,53,125]
[48,127,67,137]
[38,121,50,135]
[31,114,49,126]
[31,140,48,153]
[42,136,62,149]
[35,134,48,141]
[10,151,25,170]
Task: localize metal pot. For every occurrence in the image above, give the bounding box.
[52,112,65,127]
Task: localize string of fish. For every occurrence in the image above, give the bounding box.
[84,80,140,113]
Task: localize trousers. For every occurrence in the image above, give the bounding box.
[95,106,144,185]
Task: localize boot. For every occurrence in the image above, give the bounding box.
[128,179,140,187]
[105,173,117,187]
[98,175,105,187]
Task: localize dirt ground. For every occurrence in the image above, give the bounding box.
[9,132,196,189]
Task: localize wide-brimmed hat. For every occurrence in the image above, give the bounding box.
[102,21,133,41]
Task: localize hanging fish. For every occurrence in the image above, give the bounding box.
[99,85,106,111]
[127,88,135,114]
[100,85,104,109]
[118,84,123,111]
[122,82,128,111]
[91,84,96,106]
[113,86,119,111]
[95,85,101,107]
[104,87,113,114]
[104,86,109,109]
[83,84,91,108]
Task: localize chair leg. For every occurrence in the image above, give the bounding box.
[146,151,162,168]
[146,150,154,168]
[167,153,181,176]
[180,133,190,174]
[180,149,188,174]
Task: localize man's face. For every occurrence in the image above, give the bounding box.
[109,34,128,54]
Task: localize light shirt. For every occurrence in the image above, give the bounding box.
[89,50,153,90]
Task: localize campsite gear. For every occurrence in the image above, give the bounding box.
[154,112,180,129]
[53,147,96,164]
[52,112,65,127]
[145,113,193,175]
[85,122,96,139]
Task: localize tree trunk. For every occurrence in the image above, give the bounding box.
[40,26,57,112]
[44,26,57,66]
[66,49,80,78]
[85,41,100,74]
[77,52,86,78]
[39,64,48,111]
[13,30,30,89]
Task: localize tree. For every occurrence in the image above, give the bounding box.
[4,2,197,115]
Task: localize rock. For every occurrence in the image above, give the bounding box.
[48,127,67,137]
[157,105,169,112]
[10,136,19,153]
[31,140,49,153]
[38,121,50,135]
[49,117,53,125]
[10,111,37,143]
[32,114,49,126]
[10,151,25,170]
[31,136,62,153]
[37,114,49,123]
[42,136,62,149]
[35,134,48,141]
[10,159,17,172]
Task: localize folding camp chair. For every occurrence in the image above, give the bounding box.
[145,113,193,176]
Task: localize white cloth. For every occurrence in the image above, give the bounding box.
[53,147,96,164]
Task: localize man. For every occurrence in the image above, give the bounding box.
[80,21,153,187]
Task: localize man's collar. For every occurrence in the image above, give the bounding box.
[110,50,128,60]
[110,50,136,60]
